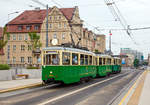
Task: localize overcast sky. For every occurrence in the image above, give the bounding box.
[0,0,150,58]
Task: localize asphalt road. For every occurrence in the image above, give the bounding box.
[0,69,143,105]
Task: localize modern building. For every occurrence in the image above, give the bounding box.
[2,6,106,66]
[120,48,144,62]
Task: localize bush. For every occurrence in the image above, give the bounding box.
[0,64,10,70]
[26,66,40,69]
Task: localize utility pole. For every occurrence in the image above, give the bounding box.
[31,0,49,47]
[46,4,49,47]
[109,30,112,54]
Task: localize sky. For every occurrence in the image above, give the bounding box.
[0,0,150,58]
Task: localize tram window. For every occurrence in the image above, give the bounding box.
[72,53,78,65]
[89,56,92,65]
[44,54,59,65]
[85,55,88,65]
[103,58,106,65]
[95,58,97,65]
[62,52,70,65]
[80,54,84,65]
[52,54,59,65]
[107,59,111,65]
[99,58,102,65]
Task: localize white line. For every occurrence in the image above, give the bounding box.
[37,71,133,105]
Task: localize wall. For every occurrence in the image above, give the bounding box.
[0,70,12,81]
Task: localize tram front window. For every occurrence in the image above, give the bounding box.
[44,54,59,65]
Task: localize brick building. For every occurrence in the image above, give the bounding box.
[2,6,106,66]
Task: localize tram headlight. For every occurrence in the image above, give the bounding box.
[50,71,53,74]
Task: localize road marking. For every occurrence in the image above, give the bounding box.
[38,71,133,105]
[118,70,146,105]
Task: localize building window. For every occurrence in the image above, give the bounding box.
[13,35,16,40]
[28,57,32,64]
[28,45,32,50]
[13,45,16,51]
[83,31,85,38]
[21,45,25,51]
[59,23,61,28]
[59,16,61,20]
[26,26,31,30]
[7,45,10,51]
[13,57,16,63]
[18,26,23,30]
[50,24,52,28]
[24,35,28,40]
[20,57,24,63]
[62,33,65,39]
[53,33,57,39]
[34,25,39,30]
[49,16,52,20]
[54,16,57,20]
[64,23,66,28]
[19,35,22,40]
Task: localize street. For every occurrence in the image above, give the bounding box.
[0,69,143,105]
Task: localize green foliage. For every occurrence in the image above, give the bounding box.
[0,64,10,70]
[95,49,99,53]
[0,26,10,49]
[26,66,40,69]
[25,32,42,52]
[133,59,139,68]
[143,61,148,66]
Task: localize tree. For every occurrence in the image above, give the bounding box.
[0,27,10,50]
[25,32,42,66]
[133,59,139,68]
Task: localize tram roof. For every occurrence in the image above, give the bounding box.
[43,47,95,55]
[96,54,112,58]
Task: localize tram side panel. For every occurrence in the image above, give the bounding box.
[42,65,97,84]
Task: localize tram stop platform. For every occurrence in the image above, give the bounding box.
[118,69,150,105]
[0,79,42,93]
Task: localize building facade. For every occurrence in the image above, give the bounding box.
[2,6,106,66]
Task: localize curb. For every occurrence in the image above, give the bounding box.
[0,82,42,93]
[118,70,147,105]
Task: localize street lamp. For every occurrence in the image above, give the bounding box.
[8,11,19,32]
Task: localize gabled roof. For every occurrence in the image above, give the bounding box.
[7,8,75,25]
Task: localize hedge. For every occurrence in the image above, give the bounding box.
[26,66,40,69]
[0,64,10,70]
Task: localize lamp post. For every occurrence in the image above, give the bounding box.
[8,11,19,32]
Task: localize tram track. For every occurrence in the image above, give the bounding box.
[0,69,139,105]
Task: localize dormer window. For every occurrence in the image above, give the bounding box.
[34,25,40,30]
[26,26,31,30]
[18,26,23,30]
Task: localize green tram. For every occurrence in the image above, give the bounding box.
[41,47,121,84]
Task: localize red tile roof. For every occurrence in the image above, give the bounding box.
[7,8,75,33]
[8,8,75,25]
